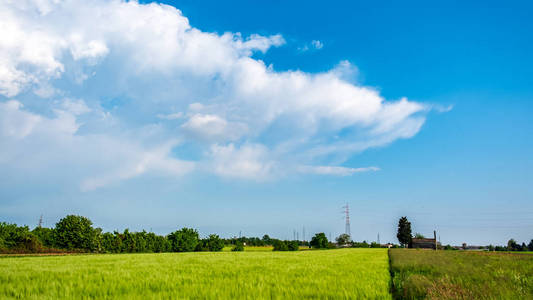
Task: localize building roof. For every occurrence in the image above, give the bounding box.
[412,238,436,243]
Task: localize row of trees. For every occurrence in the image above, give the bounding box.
[1,215,337,253]
[396,216,533,251]
[489,239,533,252]
[221,234,310,248]
[1,215,225,253]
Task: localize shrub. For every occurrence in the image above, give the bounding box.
[287,240,299,251]
[167,228,199,252]
[336,234,351,245]
[206,234,224,252]
[310,233,328,249]
[0,223,43,253]
[273,240,288,251]
[32,227,55,248]
[232,241,244,251]
[54,215,99,251]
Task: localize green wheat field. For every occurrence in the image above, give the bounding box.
[0,248,391,299]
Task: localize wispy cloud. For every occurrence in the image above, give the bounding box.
[298,165,380,176]
[298,39,324,52]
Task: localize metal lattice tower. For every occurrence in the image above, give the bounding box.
[343,204,351,237]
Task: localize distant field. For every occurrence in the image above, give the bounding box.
[0,249,391,299]
[221,246,311,251]
[389,249,533,299]
[222,245,274,251]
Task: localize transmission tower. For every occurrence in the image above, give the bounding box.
[343,204,351,237]
[38,214,43,228]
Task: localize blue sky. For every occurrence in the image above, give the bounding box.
[0,0,531,245]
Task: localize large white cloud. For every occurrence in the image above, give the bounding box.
[0,0,432,189]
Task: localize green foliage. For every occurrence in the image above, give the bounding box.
[287,240,299,251]
[232,241,244,251]
[262,234,272,245]
[444,244,455,250]
[167,228,199,252]
[336,234,351,245]
[197,234,224,252]
[508,238,520,251]
[32,227,55,247]
[370,242,381,248]
[223,236,265,247]
[54,215,98,251]
[529,240,533,251]
[413,233,425,239]
[310,232,328,249]
[389,249,533,299]
[206,234,224,251]
[101,232,121,253]
[352,240,370,248]
[0,222,42,253]
[0,249,391,299]
[397,216,412,247]
[273,240,288,251]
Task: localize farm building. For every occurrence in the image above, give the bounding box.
[411,238,440,249]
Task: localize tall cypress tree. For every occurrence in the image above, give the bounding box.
[397,216,412,248]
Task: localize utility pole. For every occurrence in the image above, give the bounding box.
[434,230,437,250]
[378,233,380,245]
[303,227,305,242]
[38,215,43,228]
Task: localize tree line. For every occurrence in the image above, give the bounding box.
[396,216,533,251]
[0,215,226,254]
[0,215,349,253]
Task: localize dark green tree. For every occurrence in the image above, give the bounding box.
[101,232,120,253]
[521,242,528,251]
[287,240,299,251]
[273,240,288,251]
[352,240,370,248]
[370,242,381,248]
[528,239,533,251]
[54,215,98,251]
[507,239,519,251]
[167,228,199,252]
[336,234,351,245]
[0,223,42,253]
[206,234,224,252]
[310,233,328,249]
[397,216,412,248]
[32,227,55,248]
[232,241,244,251]
[262,234,272,245]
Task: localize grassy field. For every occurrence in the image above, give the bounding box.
[389,249,533,299]
[0,248,391,299]
[222,245,274,251]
